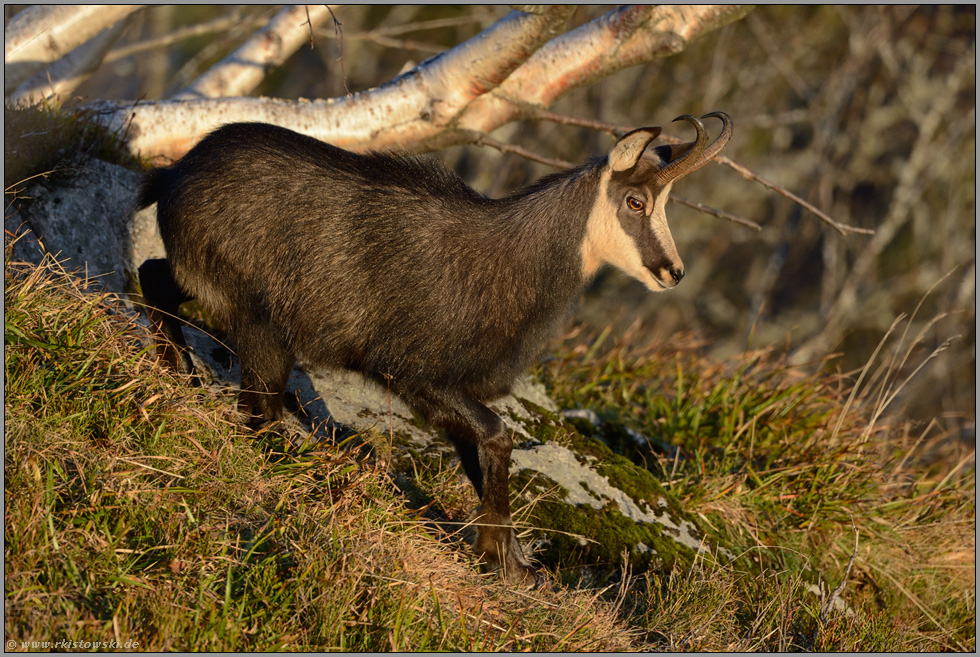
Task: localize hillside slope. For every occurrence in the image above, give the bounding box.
[4,254,974,651]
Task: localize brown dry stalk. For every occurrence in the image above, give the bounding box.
[475,134,575,170]
[669,195,762,231]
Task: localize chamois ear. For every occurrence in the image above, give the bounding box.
[608,127,662,172]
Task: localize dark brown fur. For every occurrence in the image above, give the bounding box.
[137,117,729,584]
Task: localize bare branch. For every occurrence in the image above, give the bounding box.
[456,5,754,133]
[325,6,349,96]
[173,5,335,100]
[650,111,869,236]
[717,155,874,236]
[410,5,575,128]
[475,134,576,170]
[345,34,445,55]
[86,5,744,163]
[669,195,762,231]
[528,108,631,136]
[477,131,762,231]
[361,14,488,37]
[103,10,257,65]
[4,5,142,95]
[315,13,489,52]
[87,7,577,160]
[528,109,834,233]
[303,6,314,51]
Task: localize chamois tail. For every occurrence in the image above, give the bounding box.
[137,167,169,210]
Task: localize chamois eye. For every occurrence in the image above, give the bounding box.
[626,196,645,212]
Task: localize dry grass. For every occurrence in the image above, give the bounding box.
[3,253,637,652]
[539,316,975,651]
[4,250,973,651]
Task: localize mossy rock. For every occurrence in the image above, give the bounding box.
[510,436,722,577]
[511,470,693,573]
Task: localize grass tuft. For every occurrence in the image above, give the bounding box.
[3,253,635,651]
[4,250,973,651]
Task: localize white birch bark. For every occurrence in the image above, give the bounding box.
[8,16,132,107]
[172,5,335,100]
[4,5,142,95]
[456,5,755,134]
[82,5,747,161]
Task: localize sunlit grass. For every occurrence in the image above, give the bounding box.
[4,251,973,651]
[537,316,975,650]
[3,254,634,652]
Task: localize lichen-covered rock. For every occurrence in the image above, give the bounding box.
[507,399,729,574]
[6,155,164,292]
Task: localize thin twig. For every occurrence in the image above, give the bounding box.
[528,108,631,136]
[359,35,445,54]
[104,11,257,64]
[326,6,350,96]
[316,15,488,55]
[670,194,761,231]
[477,133,761,230]
[319,14,484,39]
[717,155,874,236]
[476,134,576,170]
[303,5,314,50]
[529,109,871,236]
[659,118,869,235]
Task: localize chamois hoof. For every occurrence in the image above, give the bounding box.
[491,560,545,589]
[497,540,546,589]
[522,567,551,591]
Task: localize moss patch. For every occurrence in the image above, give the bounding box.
[512,469,697,578]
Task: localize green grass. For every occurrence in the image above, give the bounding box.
[537,322,975,650]
[4,252,974,651]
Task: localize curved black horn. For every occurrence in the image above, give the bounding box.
[695,111,733,167]
[656,114,709,184]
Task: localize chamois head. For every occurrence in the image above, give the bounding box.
[582,111,733,291]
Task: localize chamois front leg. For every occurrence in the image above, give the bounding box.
[407,390,540,586]
[138,258,195,375]
[228,319,295,429]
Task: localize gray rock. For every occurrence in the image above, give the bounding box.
[7,155,164,293]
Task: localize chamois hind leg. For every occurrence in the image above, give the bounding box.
[407,389,540,586]
[138,258,195,375]
[230,320,294,430]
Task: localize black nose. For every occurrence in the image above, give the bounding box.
[669,267,685,284]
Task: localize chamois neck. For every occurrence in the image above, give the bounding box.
[493,163,601,262]
[440,164,601,342]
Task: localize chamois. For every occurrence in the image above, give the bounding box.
[137,113,733,585]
